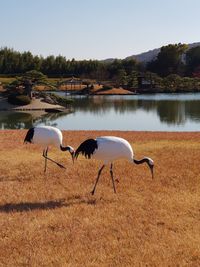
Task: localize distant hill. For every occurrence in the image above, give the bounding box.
[126,47,161,63]
[127,42,200,63]
[102,42,200,64]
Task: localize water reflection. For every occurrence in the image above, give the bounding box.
[0,110,72,129]
[0,93,200,130]
[72,95,200,126]
[0,112,33,129]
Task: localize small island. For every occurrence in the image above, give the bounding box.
[0,70,73,112]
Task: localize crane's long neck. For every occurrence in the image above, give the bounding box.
[134,158,149,165]
[133,157,154,179]
[60,145,75,163]
[60,145,71,152]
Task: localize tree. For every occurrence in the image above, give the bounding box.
[185,46,200,76]
[122,58,138,75]
[127,71,138,88]
[163,74,182,91]
[115,69,127,87]
[7,70,47,98]
[147,43,188,77]
[41,55,56,75]
[107,59,123,79]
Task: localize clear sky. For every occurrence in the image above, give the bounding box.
[0,0,199,60]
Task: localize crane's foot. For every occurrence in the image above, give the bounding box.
[57,163,66,169]
[90,190,95,195]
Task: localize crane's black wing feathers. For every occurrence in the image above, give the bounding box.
[24,127,35,143]
[75,139,98,159]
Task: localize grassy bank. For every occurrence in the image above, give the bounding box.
[0,130,200,266]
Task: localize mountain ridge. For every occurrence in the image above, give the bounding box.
[102,42,200,63]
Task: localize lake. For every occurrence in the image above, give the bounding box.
[1,93,200,131]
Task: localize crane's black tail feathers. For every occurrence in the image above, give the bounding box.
[75,139,98,159]
[24,127,34,144]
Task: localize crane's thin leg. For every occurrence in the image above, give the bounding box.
[91,165,105,195]
[43,148,66,170]
[110,163,116,193]
[43,147,48,173]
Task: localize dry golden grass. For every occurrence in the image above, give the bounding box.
[0,130,200,266]
[94,87,133,95]
[34,84,133,95]
[58,84,87,91]
[0,77,16,84]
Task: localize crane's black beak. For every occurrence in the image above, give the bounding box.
[149,165,154,179]
[146,158,154,179]
[71,151,75,164]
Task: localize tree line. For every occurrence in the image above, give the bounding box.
[146,43,200,77]
[1,43,200,91]
[0,47,141,79]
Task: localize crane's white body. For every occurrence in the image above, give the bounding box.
[93,136,134,164]
[24,125,74,172]
[75,135,154,194]
[32,126,63,149]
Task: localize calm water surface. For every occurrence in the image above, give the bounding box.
[1,93,200,131]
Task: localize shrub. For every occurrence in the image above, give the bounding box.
[102,85,113,90]
[8,94,31,105]
[49,93,73,107]
[38,92,73,107]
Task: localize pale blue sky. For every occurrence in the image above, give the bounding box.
[0,0,199,60]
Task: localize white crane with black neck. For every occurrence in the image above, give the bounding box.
[74,136,154,195]
[24,126,75,172]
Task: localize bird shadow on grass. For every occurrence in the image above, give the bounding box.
[0,199,67,213]
[0,196,98,213]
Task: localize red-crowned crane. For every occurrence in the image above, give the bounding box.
[74,136,154,195]
[24,126,75,172]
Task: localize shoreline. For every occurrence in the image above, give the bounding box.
[0,96,68,112]
[1,129,200,138]
[1,90,200,112]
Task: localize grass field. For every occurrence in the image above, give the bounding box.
[0,130,200,266]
